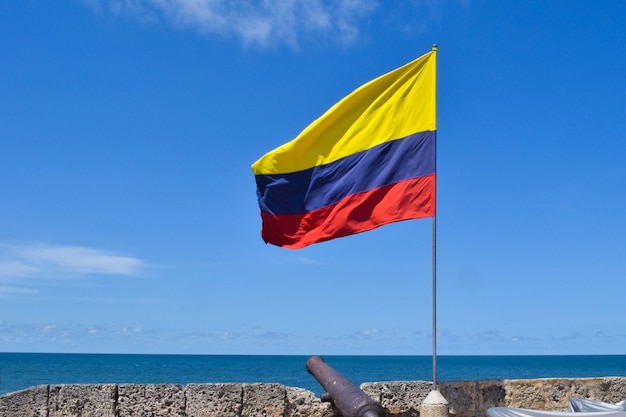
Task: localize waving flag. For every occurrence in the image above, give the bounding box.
[252,48,437,249]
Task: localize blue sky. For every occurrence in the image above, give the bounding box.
[1,0,625,356]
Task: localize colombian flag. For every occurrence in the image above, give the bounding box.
[252,48,437,249]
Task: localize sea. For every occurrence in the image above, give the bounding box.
[1,353,626,396]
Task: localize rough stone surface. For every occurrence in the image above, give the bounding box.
[477,380,507,411]
[285,386,336,417]
[569,378,598,400]
[118,383,186,417]
[600,377,626,404]
[547,379,578,409]
[185,383,243,417]
[3,377,626,417]
[421,402,449,417]
[0,385,48,417]
[241,383,286,417]
[362,381,431,417]
[48,384,116,417]
[505,379,548,410]
[440,381,478,417]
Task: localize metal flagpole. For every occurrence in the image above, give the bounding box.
[431,43,438,390]
[422,44,448,417]
[432,215,437,389]
[424,164,447,417]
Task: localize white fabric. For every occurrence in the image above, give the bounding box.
[487,407,626,417]
[568,399,626,413]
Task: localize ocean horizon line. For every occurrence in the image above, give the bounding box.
[2,352,625,357]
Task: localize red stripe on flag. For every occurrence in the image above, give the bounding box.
[260,174,436,249]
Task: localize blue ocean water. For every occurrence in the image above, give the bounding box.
[1,353,626,396]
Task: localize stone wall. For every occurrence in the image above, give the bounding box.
[2,377,626,417]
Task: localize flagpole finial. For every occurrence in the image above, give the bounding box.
[432,44,438,51]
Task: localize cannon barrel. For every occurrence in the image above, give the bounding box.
[306,356,386,417]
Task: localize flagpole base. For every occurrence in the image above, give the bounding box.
[421,390,449,417]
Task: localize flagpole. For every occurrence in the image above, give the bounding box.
[432,214,437,389]
[421,45,447,417]
[431,43,438,390]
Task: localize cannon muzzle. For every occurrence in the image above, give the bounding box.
[306,356,386,417]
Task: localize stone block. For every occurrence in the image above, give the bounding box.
[0,385,48,417]
[118,384,185,417]
[185,383,243,417]
[363,381,431,416]
[48,384,116,417]
[597,377,626,403]
[241,383,286,417]
[544,378,574,410]
[477,380,507,410]
[505,379,546,409]
[440,381,478,417]
[285,386,336,417]
[568,378,597,400]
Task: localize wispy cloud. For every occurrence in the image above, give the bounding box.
[0,285,39,295]
[84,0,378,48]
[13,244,145,276]
[86,324,144,337]
[0,260,40,278]
[359,328,382,337]
[0,242,148,295]
[0,321,148,350]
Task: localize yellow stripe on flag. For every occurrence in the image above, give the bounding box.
[252,49,436,176]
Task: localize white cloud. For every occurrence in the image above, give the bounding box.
[360,328,382,337]
[0,243,147,297]
[88,0,378,47]
[0,285,39,295]
[0,242,147,279]
[0,260,40,278]
[0,321,149,350]
[15,244,145,275]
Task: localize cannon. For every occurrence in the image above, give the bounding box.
[306,356,386,417]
